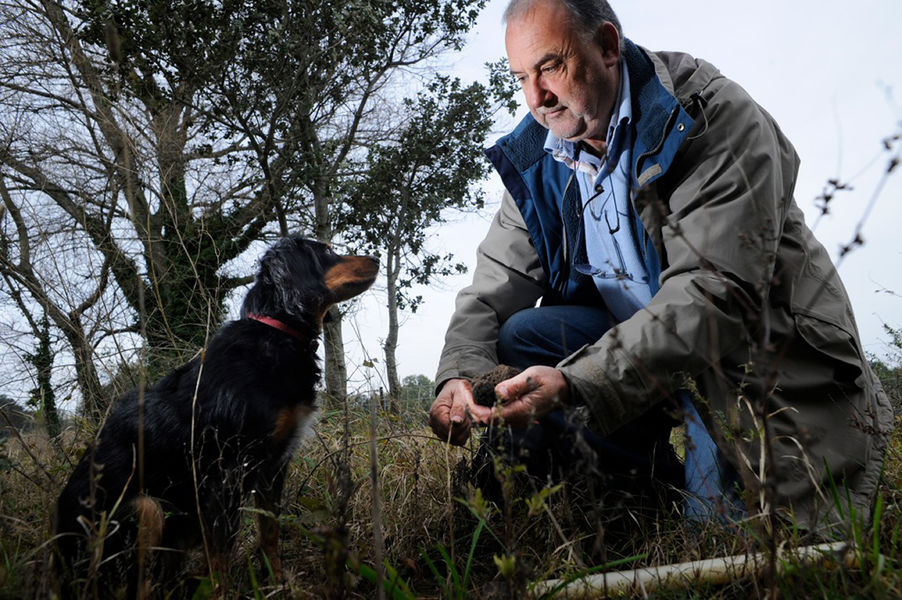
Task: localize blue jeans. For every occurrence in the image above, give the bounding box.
[681,396,746,521]
[491,305,741,518]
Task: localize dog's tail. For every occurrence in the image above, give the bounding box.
[52,495,164,599]
[133,495,164,598]
[133,494,164,557]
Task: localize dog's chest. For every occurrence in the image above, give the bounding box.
[271,404,315,459]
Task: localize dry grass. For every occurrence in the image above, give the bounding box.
[1,402,901,598]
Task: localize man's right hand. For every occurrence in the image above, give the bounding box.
[429,378,476,446]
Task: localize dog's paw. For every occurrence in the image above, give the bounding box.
[471,365,521,407]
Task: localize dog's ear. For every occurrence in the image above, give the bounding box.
[260,244,313,317]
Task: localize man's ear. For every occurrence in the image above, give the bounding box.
[596,21,621,65]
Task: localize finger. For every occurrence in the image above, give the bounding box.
[449,403,468,425]
[495,399,536,429]
[430,411,471,445]
[429,393,455,434]
[430,380,475,445]
[448,420,471,446]
[448,382,473,424]
[428,407,451,439]
[495,371,537,402]
[467,402,495,424]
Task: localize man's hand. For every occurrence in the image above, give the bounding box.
[429,378,477,446]
[468,366,569,428]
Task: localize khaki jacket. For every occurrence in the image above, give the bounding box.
[436,46,893,532]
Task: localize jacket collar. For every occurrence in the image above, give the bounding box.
[621,38,695,189]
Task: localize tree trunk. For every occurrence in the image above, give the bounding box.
[28,316,60,437]
[323,306,348,406]
[66,325,107,421]
[315,183,347,406]
[383,251,401,413]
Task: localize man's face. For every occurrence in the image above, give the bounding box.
[505,0,620,151]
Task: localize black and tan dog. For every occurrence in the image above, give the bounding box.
[53,236,378,598]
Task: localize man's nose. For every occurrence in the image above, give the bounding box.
[524,77,556,109]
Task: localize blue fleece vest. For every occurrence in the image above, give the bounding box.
[485,39,695,306]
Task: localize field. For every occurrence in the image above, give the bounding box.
[1,394,901,599]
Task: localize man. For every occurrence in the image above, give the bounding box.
[430,0,892,532]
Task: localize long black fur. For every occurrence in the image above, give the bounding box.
[53,236,378,598]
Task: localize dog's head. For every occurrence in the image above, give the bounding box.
[240,236,379,332]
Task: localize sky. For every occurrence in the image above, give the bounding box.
[344,0,902,393]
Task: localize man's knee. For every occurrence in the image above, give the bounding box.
[498,308,540,355]
[498,305,611,367]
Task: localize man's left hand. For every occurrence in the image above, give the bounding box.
[467,365,570,428]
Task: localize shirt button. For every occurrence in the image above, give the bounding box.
[595,184,604,193]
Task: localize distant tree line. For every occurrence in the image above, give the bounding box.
[870,324,902,413]
[346,373,436,417]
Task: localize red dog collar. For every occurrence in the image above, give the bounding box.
[247,313,303,340]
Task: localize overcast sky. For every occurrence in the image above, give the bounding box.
[347,0,902,391]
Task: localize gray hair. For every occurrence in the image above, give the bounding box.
[503,0,623,42]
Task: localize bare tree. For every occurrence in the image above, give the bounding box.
[0,0,283,415]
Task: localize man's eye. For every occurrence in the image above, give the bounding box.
[542,63,560,74]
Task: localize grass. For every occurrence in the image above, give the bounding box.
[1,398,901,598]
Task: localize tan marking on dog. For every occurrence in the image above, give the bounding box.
[132,495,163,595]
[272,405,314,443]
[319,255,378,323]
[323,257,379,294]
[323,262,356,291]
[133,495,164,550]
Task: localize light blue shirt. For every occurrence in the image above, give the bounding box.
[544,59,652,323]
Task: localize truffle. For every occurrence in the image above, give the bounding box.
[471,365,521,407]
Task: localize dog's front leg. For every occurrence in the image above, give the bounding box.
[254,463,287,581]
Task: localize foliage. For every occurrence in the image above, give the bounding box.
[23,315,59,438]
[340,75,494,312]
[336,68,514,402]
[871,323,902,413]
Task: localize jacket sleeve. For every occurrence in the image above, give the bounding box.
[435,190,547,387]
[558,72,800,435]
